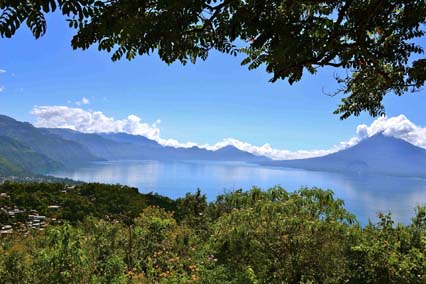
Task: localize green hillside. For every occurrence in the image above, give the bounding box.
[0,136,62,176]
[0,115,100,167]
[0,155,26,176]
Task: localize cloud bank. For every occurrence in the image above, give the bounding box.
[31,106,426,160]
[32,106,161,140]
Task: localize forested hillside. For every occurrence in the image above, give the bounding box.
[0,136,61,176]
[0,182,176,224]
[0,115,100,172]
[0,183,425,284]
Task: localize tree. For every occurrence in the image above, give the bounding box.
[0,185,425,283]
[209,187,358,283]
[33,224,91,284]
[349,211,426,284]
[176,189,211,237]
[0,1,424,118]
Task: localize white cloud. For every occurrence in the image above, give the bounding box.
[81,97,90,105]
[31,106,160,140]
[30,106,426,160]
[75,97,90,106]
[353,115,426,148]
[0,69,7,92]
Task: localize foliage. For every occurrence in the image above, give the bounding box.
[0,182,176,225]
[176,189,211,238]
[209,187,357,283]
[33,224,91,284]
[0,184,425,283]
[349,210,426,284]
[1,1,424,118]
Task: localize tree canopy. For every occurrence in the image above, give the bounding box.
[0,0,425,119]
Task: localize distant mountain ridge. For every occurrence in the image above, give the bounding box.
[45,129,268,162]
[0,114,267,176]
[262,133,426,178]
[0,136,61,175]
[44,128,142,160]
[0,114,424,178]
[0,115,100,168]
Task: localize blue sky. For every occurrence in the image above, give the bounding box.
[0,13,425,152]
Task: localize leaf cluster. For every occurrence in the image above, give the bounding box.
[1,1,425,118]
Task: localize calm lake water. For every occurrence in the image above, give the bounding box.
[49,160,426,224]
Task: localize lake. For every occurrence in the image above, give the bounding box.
[49,160,426,224]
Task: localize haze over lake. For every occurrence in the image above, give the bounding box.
[49,160,426,225]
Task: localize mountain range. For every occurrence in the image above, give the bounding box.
[261,133,426,178]
[0,114,424,178]
[0,115,267,176]
[44,128,266,162]
[0,135,62,176]
[0,115,99,168]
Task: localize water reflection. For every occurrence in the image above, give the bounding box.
[49,160,426,225]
